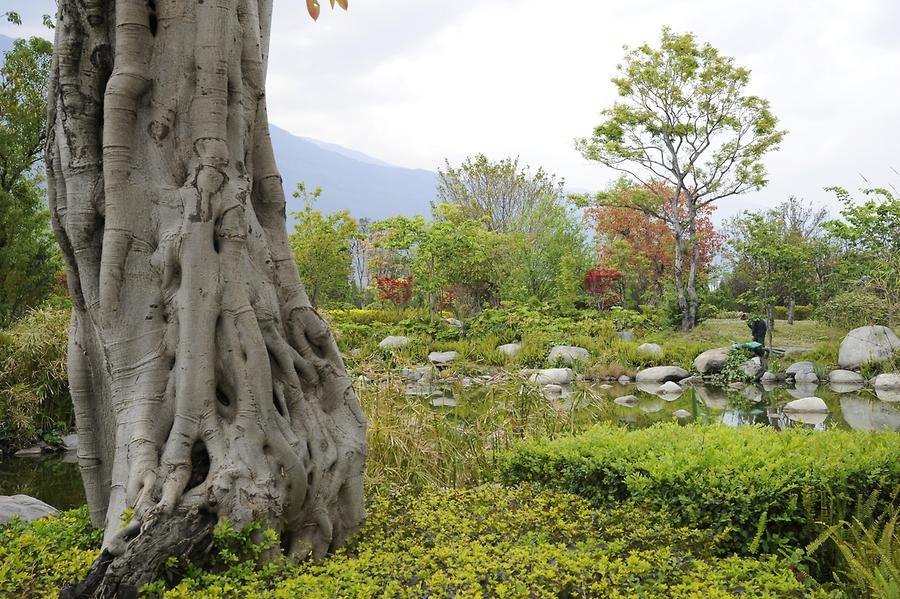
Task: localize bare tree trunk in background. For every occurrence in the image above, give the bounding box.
[766,304,775,350]
[685,205,701,330]
[787,297,795,325]
[46,1,366,595]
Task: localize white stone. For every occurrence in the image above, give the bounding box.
[444,318,463,329]
[783,396,829,413]
[379,335,410,349]
[548,345,590,365]
[760,371,779,382]
[637,343,662,356]
[693,347,731,374]
[496,343,522,357]
[635,366,689,383]
[428,351,459,364]
[0,495,58,525]
[876,387,900,402]
[528,368,574,386]
[873,373,900,389]
[672,409,692,419]
[617,331,635,341]
[838,326,900,369]
[828,370,864,384]
[617,375,631,384]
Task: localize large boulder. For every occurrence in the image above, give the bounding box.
[828,370,864,384]
[784,397,829,413]
[379,335,410,349]
[838,326,900,369]
[496,343,522,358]
[794,371,819,384]
[840,396,900,432]
[693,347,730,374]
[548,345,590,365]
[637,343,662,356]
[0,495,58,525]
[528,368,574,386]
[635,366,689,383]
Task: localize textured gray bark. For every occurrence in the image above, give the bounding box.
[46,0,367,593]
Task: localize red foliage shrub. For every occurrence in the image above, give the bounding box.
[374,275,413,306]
[584,267,623,308]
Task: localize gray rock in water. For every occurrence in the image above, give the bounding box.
[794,371,819,384]
[658,381,683,395]
[379,335,410,349]
[548,345,590,365]
[529,368,574,386]
[789,382,820,399]
[873,373,900,390]
[693,347,731,374]
[829,370,864,384]
[641,401,664,413]
[672,409,692,419]
[617,331,635,341]
[637,343,662,356]
[614,395,639,406]
[635,366,689,383]
[839,325,900,369]
[496,343,522,357]
[786,361,817,377]
[61,434,78,451]
[13,445,43,458]
[784,396,829,413]
[830,381,864,394]
[428,351,459,365]
[0,495,58,525]
[760,371,779,382]
[740,357,762,378]
[617,375,631,384]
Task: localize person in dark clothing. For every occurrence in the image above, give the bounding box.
[746,317,768,380]
[748,318,767,346]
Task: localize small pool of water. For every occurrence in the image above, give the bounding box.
[0,453,85,510]
[2,379,897,511]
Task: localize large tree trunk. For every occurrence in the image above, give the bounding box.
[685,208,701,330]
[46,1,367,595]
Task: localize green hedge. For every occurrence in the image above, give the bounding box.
[499,424,900,557]
[1,488,823,598]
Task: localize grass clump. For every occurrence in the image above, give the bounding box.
[499,423,900,559]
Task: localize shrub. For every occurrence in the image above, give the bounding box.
[0,305,73,452]
[499,423,900,559]
[151,487,821,598]
[816,289,898,329]
[0,505,101,597]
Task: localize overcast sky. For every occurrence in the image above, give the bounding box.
[4,0,899,221]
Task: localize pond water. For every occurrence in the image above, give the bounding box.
[2,379,897,511]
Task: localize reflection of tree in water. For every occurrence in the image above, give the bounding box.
[0,457,86,510]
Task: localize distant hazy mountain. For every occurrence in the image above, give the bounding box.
[1,35,436,220]
[270,125,436,220]
[0,34,15,54]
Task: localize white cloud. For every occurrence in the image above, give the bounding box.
[6,0,899,221]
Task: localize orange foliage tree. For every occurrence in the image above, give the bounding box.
[585,181,722,306]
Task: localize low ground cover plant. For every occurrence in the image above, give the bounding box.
[1,488,825,598]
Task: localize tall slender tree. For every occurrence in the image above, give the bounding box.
[577,28,785,329]
[46,1,365,595]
